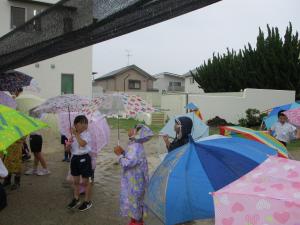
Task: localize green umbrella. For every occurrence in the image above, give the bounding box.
[0,104,48,153]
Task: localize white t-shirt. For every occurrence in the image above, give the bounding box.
[71,131,91,156]
[271,122,297,143]
[0,158,8,178]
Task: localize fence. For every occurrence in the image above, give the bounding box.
[161,89,295,124]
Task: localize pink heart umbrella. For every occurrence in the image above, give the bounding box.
[213,156,300,225]
[283,108,300,127]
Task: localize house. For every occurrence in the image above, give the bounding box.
[183,69,204,93]
[0,0,92,98]
[153,72,185,93]
[93,65,157,93]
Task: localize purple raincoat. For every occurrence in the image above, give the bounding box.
[119,125,153,220]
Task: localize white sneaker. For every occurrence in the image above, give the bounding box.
[25,168,37,175]
[37,169,51,176]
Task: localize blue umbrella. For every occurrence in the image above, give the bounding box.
[160,112,209,140]
[185,102,198,110]
[145,136,277,225]
[264,102,300,129]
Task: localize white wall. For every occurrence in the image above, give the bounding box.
[161,89,296,123]
[184,76,204,93]
[0,0,92,99]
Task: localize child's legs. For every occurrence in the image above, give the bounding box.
[81,177,91,202]
[72,176,80,199]
[33,152,39,169]
[35,152,47,169]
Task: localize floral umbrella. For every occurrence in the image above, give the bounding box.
[30,94,98,128]
[213,156,300,225]
[283,108,300,127]
[0,70,39,93]
[88,93,155,144]
[0,104,48,153]
[88,93,155,117]
[0,91,17,109]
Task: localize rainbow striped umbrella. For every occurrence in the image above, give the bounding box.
[219,126,288,158]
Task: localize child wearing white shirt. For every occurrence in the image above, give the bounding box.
[65,115,93,211]
[270,110,300,146]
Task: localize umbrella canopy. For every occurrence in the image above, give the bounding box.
[58,111,110,153]
[0,70,37,92]
[0,92,16,109]
[160,112,209,140]
[264,102,300,129]
[145,137,277,225]
[91,93,155,117]
[283,107,300,127]
[214,156,300,225]
[185,102,198,110]
[30,94,94,116]
[0,104,48,153]
[220,126,288,158]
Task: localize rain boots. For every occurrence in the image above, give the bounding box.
[128,218,144,225]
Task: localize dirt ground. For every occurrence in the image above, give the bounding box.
[0,128,299,225]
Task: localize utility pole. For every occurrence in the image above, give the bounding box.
[125,49,132,66]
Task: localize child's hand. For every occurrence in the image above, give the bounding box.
[71,127,77,135]
[114,146,124,156]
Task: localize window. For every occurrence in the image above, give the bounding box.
[61,74,74,94]
[169,82,181,87]
[11,6,26,29]
[128,80,141,90]
[190,77,194,84]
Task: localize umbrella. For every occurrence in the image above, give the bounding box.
[220,126,288,158]
[145,136,277,225]
[283,107,300,127]
[91,93,155,144]
[159,112,209,140]
[0,104,48,153]
[263,102,300,129]
[30,94,97,129]
[213,156,300,225]
[0,70,38,92]
[185,102,198,110]
[58,111,110,153]
[0,92,16,109]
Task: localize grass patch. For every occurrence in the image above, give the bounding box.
[287,140,300,152]
[107,118,164,134]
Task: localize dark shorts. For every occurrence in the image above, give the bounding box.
[61,135,68,145]
[70,154,92,178]
[29,134,43,153]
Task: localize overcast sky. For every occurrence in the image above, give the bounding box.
[92,0,300,78]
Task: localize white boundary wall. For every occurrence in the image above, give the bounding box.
[161,89,295,124]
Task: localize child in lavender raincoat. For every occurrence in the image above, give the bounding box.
[114,124,153,225]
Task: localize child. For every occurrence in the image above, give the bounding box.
[25,132,50,176]
[0,157,8,211]
[114,124,153,225]
[2,139,24,190]
[61,134,71,162]
[163,116,193,152]
[270,110,300,146]
[66,115,93,211]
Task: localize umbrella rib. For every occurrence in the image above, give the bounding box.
[18,112,38,127]
[14,125,24,137]
[0,113,8,126]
